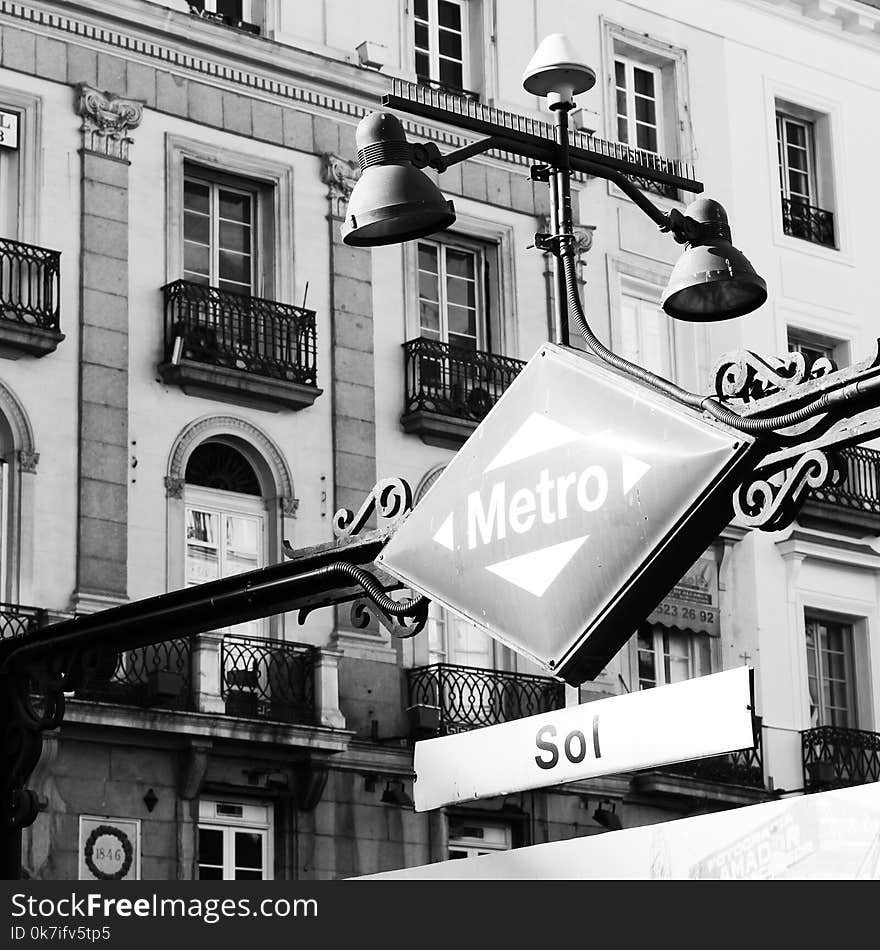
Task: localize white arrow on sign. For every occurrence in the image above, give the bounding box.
[413,667,754,811]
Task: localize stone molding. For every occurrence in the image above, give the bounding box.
[321,153,360,219]
[74,83,144,161]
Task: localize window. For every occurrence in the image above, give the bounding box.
[417,239,485,351]
[0,457,6,596]
[619,277,674,378]
[615,58,661,154]
[787,327,848,372]
[636,624,711,690]
[414,0,469,92]
[448,819,511,859]
[427,602,497,669]
[805,616,856,728]
[188,0,260,34]
[184,174,256,296]
[185,442,266,637]
[198,800,272,880]
[775,107,835,248]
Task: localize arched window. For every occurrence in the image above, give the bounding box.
[184,440,266,637]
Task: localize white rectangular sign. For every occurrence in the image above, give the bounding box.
[413,666,754,811]
[0,109,19,149]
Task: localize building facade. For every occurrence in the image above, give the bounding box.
[0,0,878,879]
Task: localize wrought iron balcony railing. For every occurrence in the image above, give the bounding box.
[802,725,880,792]
[403,337,525,424]
[657,718,765,789]
[187,2,260,34]
[407,663,565,735]
[416,75,481,102]
[221,634,316,725]
[810,446,880,516]
[781,197,835,248]
[162,280,318,386]
[0,236,61,331]
[0,602,46,639]
[76,638,194,712]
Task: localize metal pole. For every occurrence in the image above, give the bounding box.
[553,103,575,347]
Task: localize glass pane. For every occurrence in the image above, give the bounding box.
[616,118,629,144]
[419,242,439,273]
[217,0,243,18]
[219,190,251,224]
[219,250,251,287]
[234,831,263,871]
[439,59,463,89]
[187,545,219,585]
[198,828,223,866]
[614,60,626,89]
[633,67,655,97]
[198,866,223,880]
[183,240,210,277]
[225,516,259,575]
[414,0,428,19]
[635,95,656,125]
[636,124,657,153]
[219,220,251,254]
[418,272,439,304]
[438,0,461,29]
[219,280,249,295]
[415,51,430,79]
[786,121,806,148]
[446,275,475,308]
[448,332,476,351]
[184,210,210,245]
[187,509,216,545]
[184,179,210,214]
[616,90,627,117]
[445,248,474,279]
[235,869,263,880]
[439,28,462,59]
[787,144,808,172]
[419,300,440,333]
[447,303,475,338]
[414,22,429,51]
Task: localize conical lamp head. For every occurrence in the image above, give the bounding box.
[522,34,596,104]
[661,242,767,321]
[342,111,455,247]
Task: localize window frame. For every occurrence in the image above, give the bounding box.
[633,623,712,691]
[804,614,857,729]
[197,799,273,881]
[416,237,486,351]
[614,56,663,155]
[413,0,471,92]
[776,113,818,207]
[787,326,850,372]
[617,274,676,379]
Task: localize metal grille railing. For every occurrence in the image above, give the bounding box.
[0,602,46,639]
[658,717,765,789]
[162,280,318,386]
[811,446,880,515]
[802,725,880,792]
[407,663,565,735]
[416,75,481,101]
[187,3,260,33]
[403,337,525,423]
[781,197,835,248]
[0,237,61,330]
[75,638,194,711]
[221,634,316,725]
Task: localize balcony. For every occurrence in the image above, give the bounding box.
[802,725,880,792]
[0,602,46,639]
[803,446,880,532]
[158,280,322,413]
[401,337,525,447]
[415,75,481,102]
[631,715,767,804]
[406,663,565,736]
[187,2,260,34]
[221,634,315,725]
[781,197,835,248]
[0,237,63,358]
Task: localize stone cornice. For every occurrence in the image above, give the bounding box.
[740,0,880,44]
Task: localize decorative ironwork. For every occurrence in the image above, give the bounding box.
[624,174,677,200]
[0,604,45,640]
[782,197,835,248]
[802,725,880,792]
[416,75,481,102]
[332,476,414,539]
[658,718,764,789]
[162,280,318,386]
[0,237,61,331]
[75,639,193,711]
[221,635,315,725]
[811,446,880,515]
[403,337,525,423]
[714,349,835,404]
[734,449,841,530]
[187,2,260,34]
[406,663,565,735]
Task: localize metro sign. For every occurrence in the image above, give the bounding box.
[379,344,759,685]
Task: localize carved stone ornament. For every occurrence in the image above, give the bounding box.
[74,84,144,161]
[164,476,185,499]
[18,450,39,474]
[321,153,360,218]
[281,496,300,518]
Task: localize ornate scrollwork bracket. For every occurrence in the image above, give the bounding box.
[714,349,836,404]
[332,476,414,539]
[734,449,842,531]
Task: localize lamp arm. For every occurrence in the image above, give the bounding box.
[413,134,556,173]
[559,248,880,435]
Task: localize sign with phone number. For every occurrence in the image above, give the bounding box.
[647,553,719,636]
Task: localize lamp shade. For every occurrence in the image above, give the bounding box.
[522,33,596,105]
[661,198,767,322]
[342,112,455,247]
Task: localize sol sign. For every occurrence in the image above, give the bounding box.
[380,344,758,685]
